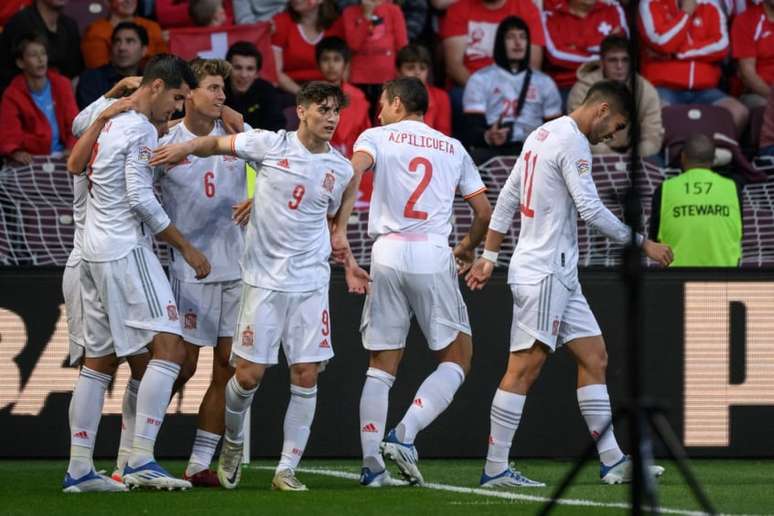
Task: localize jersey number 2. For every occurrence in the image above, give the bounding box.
[404,157,432,220]
[520,151,538,218]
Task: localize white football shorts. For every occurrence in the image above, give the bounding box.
[361,233,471,352]
[62,264,84,366]
[170,277,240,346]
[81,245,182,358]
[509,275,601,352]
[231,283,333,366]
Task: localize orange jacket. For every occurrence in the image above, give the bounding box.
[81,17,168,69]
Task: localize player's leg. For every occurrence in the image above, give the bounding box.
[113,351,149,480]
[173,341,200,395]
[185,336,233,485]
[359,259,411,486]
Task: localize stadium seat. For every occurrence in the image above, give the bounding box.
[662,104,738,166]
[63,0,109,33]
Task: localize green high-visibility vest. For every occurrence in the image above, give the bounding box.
[658,168,741,267]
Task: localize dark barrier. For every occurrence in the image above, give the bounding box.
[2,268,774,458]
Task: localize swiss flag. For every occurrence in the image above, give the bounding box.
[168,23,277,85]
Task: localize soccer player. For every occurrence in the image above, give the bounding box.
[157,58,249,486]
[465,80,673,488]
[64,54,208,492]
[349,76,492,487]
[150,81,369,492]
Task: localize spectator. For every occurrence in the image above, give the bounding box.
[649,134,742,267]
[462,16,561,157]
[396,43,451,135]
[272,0,343,95]
[0,0,83,89]
[224,41,285,131]
[156,0,234,28]
[77,22,147,109]
[1,0,31,27]
[0,33,78,164]
[189,0,228,26]
[542,0,628,94]
[337,0,427,41]
[567,35,664,157]
[316,36,371,156]
[639,0,749,135]
[341,0,408,105]
[760,88,774,156]
[233,0,287,23]
[731,0,774,109]
[80,0,166,70]
[441,0,545,88]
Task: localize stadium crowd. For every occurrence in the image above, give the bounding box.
[0,0,772,167]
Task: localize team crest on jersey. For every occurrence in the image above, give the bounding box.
[536,128,550,141]
[167,304,179,321]
[576,159,591,176]
[322,172,336,193]
[184,311,197,330]
[138,145,152,162]
[242,326,255,347]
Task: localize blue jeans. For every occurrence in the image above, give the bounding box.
[656,87,727,105]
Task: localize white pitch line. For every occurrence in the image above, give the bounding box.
[250,466,717,516]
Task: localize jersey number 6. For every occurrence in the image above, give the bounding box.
[404,156,433,220]
[204,171,215,198]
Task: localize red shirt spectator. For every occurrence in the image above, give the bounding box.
[732,0,774,102]
[426,86,452,135]
[396,43,451,135]
[638,0,729,90]
[0,70,77,159]
[440,0,544,85]
[341,1,408,85]
[155,0,233,28]
[542,0,629,88]
[0,0,30,27]
[272,4,343,93]
[332,83,372,156]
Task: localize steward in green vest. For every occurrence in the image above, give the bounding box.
[649,134,742,267]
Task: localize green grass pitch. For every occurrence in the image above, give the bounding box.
[2,459,772,515]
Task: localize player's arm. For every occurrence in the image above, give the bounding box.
[150,135,234,166]
[330,150,372,263]
[465,160,521,290]
[561,147,673,266]
[454,192,491,275]
[67,97,136,175]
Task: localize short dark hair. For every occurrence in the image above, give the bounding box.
[600,34,630,58]
[141,54,199,89]
[112,21,149,47]
[582,80,632,118]
[682,134,715,168]
[13,32,47,61]
[316,36,350,63]
[297,81,348,109]
[189,0,220,26]
[382,77,428,116]
[396,44,432,69]
[226,41,262,71]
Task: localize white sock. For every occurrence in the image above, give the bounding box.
[276,384,317,474]
[186,429,221,476]
[577,384,624,466]
[116,378,139,472]
[67,367,111,478]
[395,362,465,444]
[359,367,395,472]
[129,360,180,468]
[484,389,525,476]
[224,375,257,444]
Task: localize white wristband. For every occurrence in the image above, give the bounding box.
[481,249,498,264]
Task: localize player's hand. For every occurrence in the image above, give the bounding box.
[344,262,371,295]
[105,76,141,98]
[232,198,252,226]
[484,117,509,147]
[453,243,475,275]
[465,257,495,290]
[330,230,351,264]
[643,239,673,267]
[181,244,211,279]
[221,106,245,134]
[98,96,136,122]
[150,142,193,167]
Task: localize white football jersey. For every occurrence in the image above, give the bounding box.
[353,120,485,239]
[231,129,353,292]
[65,174,88,267]
[463,65,562,143]
[158,120,247,283]
[82,111,169,262]
[489,116,638,288]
